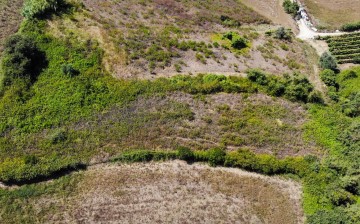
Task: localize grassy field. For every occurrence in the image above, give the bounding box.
[300,0,360,30]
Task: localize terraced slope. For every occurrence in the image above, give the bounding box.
[323,33,360,64]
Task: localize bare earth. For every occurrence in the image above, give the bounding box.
[37,161,304,224]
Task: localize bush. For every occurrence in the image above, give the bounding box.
[176,146,194,161]
[282,0,299,17]
[274,27,292,41]
[320,69,337,86]
[22,0,64,19]
[231,36,248,49]
[61,64,79,77]
[320,52,337,71]
[342,93,360,117]
[1,34,46,86]
[341,21,360,32]
[247,69,268,85]
[207,148,226,166]
[308,90,324,104]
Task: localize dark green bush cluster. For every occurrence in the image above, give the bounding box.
[320,69,337,87]
[222,31,248,50]
[22,0,64,19]
[247,69,322,103]
[282,0,299,17]
[1,34,46,87]
[341,21,360,32]
[341,93,360,117]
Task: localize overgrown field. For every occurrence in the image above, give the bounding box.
[321,33,360,64]
[1,0,360,223]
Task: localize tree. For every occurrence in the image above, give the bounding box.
[1,34,46,86]
[320,52,337,71]
[283,0,299,17]
[320,69,337,86]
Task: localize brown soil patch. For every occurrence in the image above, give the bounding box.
[35,161,305,223]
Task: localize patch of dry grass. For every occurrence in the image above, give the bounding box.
[27,161,304,223]
[0,0,23,54]
[300,0,360,30]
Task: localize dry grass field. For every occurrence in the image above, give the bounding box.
[300,0,360,30]
[0,0,23,53]
[240,0,298,32]
[26,161,304,223]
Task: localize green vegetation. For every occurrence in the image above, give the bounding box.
[319,52,337,70]
[22,0,64,19]
[282,0,299,17]
[1,0,360,223]
[321,33,360,64]
[112,148,313,177]
[341,21,360,32]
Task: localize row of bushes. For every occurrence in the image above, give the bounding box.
[246,69,322,103]
[0,154,85,185]
[22,0,64,19]
[341,21,360,32]
[112,147,314,177]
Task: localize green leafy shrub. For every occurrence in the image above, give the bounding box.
[61,64,79,77]
[320,52,337,71]
[176,146,194,161]
[207,148,226,166]
[341,21,360,32]
[1,34,46,86]
[247,69,268,85]
[341,93,360,117]
[320,69,337,87]
[22,0,64,19]
[282,0,299,17]
[220,15,240,27]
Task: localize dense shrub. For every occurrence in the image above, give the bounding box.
[247,69,268,85]
[320,69,337,87]
[320,52,337,71]
[220,15,240,27]
[341,22,360,32]
[1,34,46,86]
[341,93,360,117]
[207,148,226,167]
[307,209,352,224]
[284,74,314,102]
[22,0,64,19]
[61,64,79,77]
[112,150,177,163]
[282,0,299,17]
[176,146,194,161]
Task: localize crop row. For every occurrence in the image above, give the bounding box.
[334,53,360,60]
[331,48,360,56]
